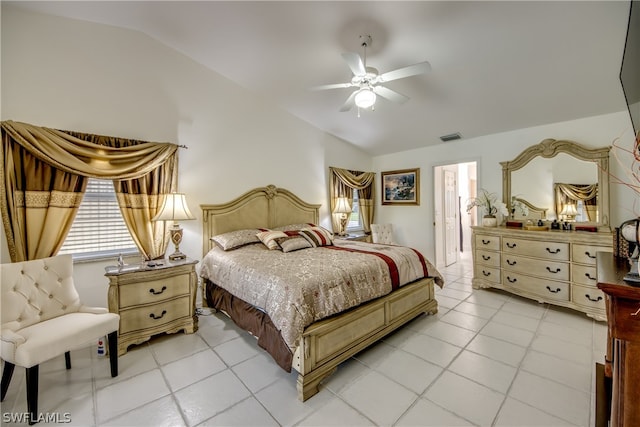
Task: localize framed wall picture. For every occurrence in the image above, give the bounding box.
[381,168,420,205]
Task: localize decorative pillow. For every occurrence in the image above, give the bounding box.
[276,235,313,253]
[273,223,317,232]
[256,230,288,250]
[211,229,261,250]
[299,226,334,247]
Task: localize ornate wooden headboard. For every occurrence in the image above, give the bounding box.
[200,185,321,256]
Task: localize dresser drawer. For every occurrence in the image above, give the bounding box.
[119,275,190,308]
[475,234,500,251]
[571,283,606,311]
[475,249,500,268]
[572,264,599,287]
[119,296,191,334]
[502,238,569,261]
[502,255,569,281]
[572,244,612,265]
[474,265,501,284]
[503,271,570,302]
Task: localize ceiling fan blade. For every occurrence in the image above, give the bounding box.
[339,91,357,112]
[379,61,431,82]
[310,82,353,91]
[341,52,366,76]
[373,86,410,104]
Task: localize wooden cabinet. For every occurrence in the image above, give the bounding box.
[597,252,640,427]
[472,226,612,320]
[105,258,198,355]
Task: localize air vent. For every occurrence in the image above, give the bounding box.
[440,132,462,142]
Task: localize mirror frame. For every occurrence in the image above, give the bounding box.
[500,138,611,231]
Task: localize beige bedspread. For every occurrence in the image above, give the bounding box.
[200,240,443,352]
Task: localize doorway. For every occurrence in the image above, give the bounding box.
[433,161,477,268]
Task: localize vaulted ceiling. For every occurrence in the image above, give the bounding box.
[10,1,632,156]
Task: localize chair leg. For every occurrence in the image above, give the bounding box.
[1,362,15,401]
[26,365,38,425]
[65,351,71,370]
[107,331,118,377]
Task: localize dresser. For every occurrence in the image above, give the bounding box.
[472,226,612,320]
[596,252,640,426]
[105,258,198,355]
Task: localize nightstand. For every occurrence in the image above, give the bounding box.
[105,258,198,355]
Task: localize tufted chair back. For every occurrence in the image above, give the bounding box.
[1,255,82,333]
[371,223,396,245]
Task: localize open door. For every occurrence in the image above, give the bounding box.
[443,169,458,266]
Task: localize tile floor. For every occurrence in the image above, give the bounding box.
[1,252,607,426]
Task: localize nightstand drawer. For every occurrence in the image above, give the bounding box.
[119,296,191,334]
[119,275,190,308]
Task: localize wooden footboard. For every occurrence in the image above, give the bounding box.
[292,277,437,401]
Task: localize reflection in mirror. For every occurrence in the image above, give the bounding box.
[511,153,597,221]
[501,139,611,230]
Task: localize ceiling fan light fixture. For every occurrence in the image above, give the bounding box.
[355,88,376,109]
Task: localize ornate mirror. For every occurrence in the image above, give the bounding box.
[501,139,611,231]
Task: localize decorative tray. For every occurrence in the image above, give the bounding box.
[524,225,549,231]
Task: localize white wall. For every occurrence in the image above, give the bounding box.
[373,111,637,260]
[1,6,371,306]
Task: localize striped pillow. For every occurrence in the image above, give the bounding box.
[256,230,288,250]
[276,235,312,253]
[299,227,334,247]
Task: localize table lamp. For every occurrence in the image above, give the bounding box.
[152,193,195,260]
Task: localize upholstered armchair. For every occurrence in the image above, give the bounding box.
[1,254,120,425]
[371,223,397,245]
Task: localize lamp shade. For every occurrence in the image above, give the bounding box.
[355,89,376,109]
[333,197,352,214]
[560,203,578,216]
[152,193,195,222]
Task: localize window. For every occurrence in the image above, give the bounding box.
[347,190,363,230]
[58,178,138,260]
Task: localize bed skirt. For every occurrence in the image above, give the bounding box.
[204,279,293,371]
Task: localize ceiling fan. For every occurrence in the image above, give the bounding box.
[312,35,431,114]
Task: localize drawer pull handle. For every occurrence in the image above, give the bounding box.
[546,286,561,293]
[632,307,640,317]
[482,239,491,245]
[585,273,596,281]
[546,267,561,274]
[507,259,517,266]
[546,248,561,254]
[482,255,491,261]
[507,276,517,283]
[482,270,491,277]
[149,310,167,320]
[149,286,167,295]
[585,251,596,259]
[506,242,517,249]
[585,294,602,302]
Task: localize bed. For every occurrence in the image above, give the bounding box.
[200,185,443,401]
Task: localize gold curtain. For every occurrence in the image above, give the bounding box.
[1,121,179,261]
[329,167,375,234]
[554,183,598,222]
